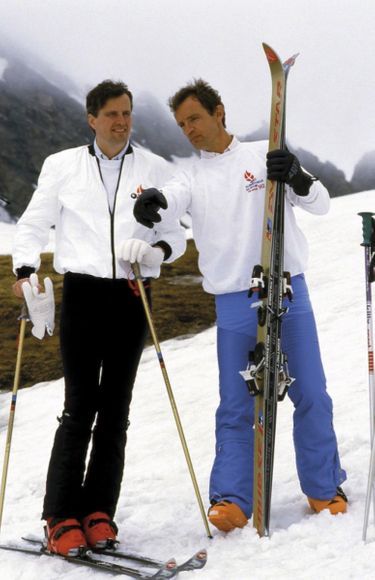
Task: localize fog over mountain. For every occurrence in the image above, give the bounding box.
[0,42,372,221]
[2,0,375,181]
[0,41,92,219]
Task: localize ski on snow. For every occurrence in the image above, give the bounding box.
[0,537,207,578]
[91,545,207,573]
[240,43,298,538]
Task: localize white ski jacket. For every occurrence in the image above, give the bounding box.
[13,144,186,279]
[162,138,330,295]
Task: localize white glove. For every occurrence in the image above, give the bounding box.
[120,239,164,274]
[22,273,55,340]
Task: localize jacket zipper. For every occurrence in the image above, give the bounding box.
[95,156,126,279]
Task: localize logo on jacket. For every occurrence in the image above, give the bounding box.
[131,185,144,199]
[244,171,265,193]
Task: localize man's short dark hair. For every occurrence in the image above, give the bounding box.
[86,80,133,117]
[168,79,226,127]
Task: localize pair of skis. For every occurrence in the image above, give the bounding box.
[0,536,207,578]
[241,43,298,537]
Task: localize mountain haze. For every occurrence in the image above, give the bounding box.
[0,44,370,220]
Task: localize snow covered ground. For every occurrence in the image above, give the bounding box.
[0,190,375,579]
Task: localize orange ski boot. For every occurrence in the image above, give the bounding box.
[46,517,87,556]
[308,487,348,515]
[82,511,118,549]
[208,500,248,532]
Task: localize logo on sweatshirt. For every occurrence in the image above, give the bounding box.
[244,171,265,193]
[244,170,255,182]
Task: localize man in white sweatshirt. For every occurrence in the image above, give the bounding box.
[12,80,186,555]
[133,79,347,532]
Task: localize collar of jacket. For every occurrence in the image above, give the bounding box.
[88,142,134,157]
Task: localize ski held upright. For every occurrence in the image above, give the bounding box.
[243,43,298,538]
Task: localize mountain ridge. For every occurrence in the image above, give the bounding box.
[0,48,373,219]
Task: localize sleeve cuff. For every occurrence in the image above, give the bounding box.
[16,266,36,280]
[152,241,172,261]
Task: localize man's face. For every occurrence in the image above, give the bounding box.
[174,96,224,152]
[88,94,132,154]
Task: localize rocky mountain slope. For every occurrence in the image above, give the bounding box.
[0,44,373,220]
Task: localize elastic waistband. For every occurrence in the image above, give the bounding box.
[64,271,150,285]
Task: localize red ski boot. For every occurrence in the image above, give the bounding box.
[46,517,87,556]
[82,511,118,549]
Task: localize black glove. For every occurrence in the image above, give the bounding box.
[266,149,314,196]
[133,188,168,229]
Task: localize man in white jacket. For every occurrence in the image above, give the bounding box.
[12,80,186,555]
[133,79,347,533]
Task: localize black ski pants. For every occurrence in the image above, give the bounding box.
[42,272,149,520]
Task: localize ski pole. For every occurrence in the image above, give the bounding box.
[358,212,375,541]
[0,304,28,533]
[364,437,375,542]
[132,262,212,539]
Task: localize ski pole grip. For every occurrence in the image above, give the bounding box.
[358,212,375,247]
[132,262,141,280]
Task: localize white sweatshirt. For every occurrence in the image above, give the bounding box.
[162,138,330,295]
[13,144,186,279]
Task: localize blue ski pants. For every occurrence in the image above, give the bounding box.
[209,274,346,518]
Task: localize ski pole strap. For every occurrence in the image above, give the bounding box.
[127,277,150,297]
[358,212,375,247]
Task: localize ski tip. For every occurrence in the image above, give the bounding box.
[164,558,177,571]
[195,548,208,562]
[283,52,299,70]
[262,43,280,63]
[152,558,178,579]
[262,42,299,72]
[177,549,207,573]
[166,557,177,568]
